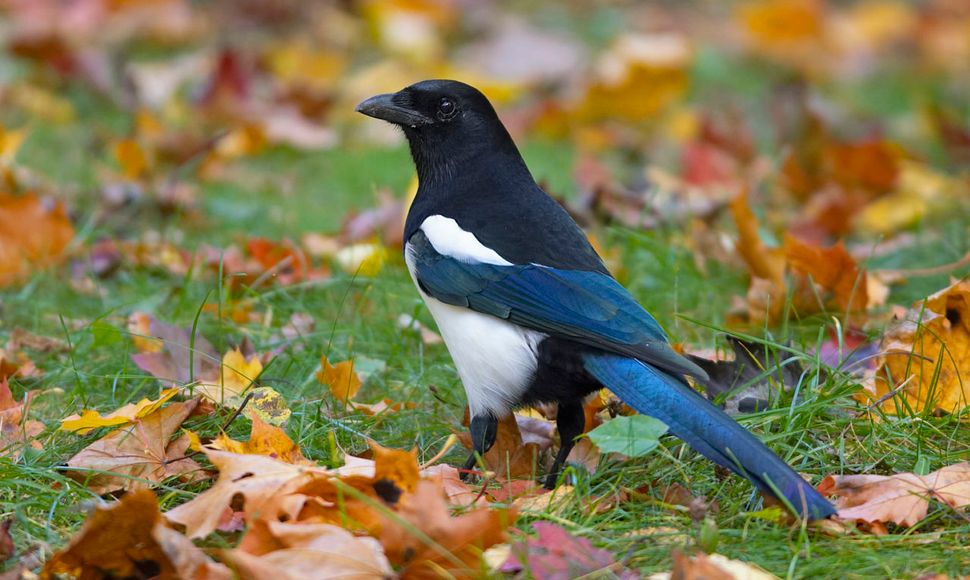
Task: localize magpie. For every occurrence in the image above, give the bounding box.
[357,79,834,520]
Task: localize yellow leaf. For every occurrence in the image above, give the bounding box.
[210,415,308,464]
[316,355,362,402]
[214,124,266,159]
[0,192,75,288]
[0,126,27,164]
[185,429,203,452]
[335,243,386,276]
[245,386,292,426]
[578,33,690,123]
[738,0,824,49]
[60,388,179,435]
[861,280,970,414]
[194,349,263,404]
[113,138,149,180]
[7,84,76,123]
[266,41,347,92]
[127,311,164,354]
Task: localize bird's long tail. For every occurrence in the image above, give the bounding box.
[583,353,835,520]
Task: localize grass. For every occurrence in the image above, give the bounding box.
[3,81,970,580]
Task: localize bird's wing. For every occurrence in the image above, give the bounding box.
[407,231,707,380]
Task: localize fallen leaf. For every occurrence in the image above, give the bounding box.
[316,355,362,403]
[500,521,637,579]
[0,518,12,563]
[209,415,309,464]
[113,138,150,180]
[578,33,690,123]
[0,378,43,459]
[861,279,970,414]
[334,242,387,277]
[379,478,515,578]
[165,448,330,539]
[59,388,179,434]
[420,464,486,507]
[658,549,777,580]
[66,398,204,494]
[819,462,970,527]
[130,315,221,384]
[0,192,74,287]
[783,235,870,312]
[194,348,264,404]
[587,415,668,458]
[222,521,393,580]
[41,489,231,580]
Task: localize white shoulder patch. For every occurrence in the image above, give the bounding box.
[419,215,512,266]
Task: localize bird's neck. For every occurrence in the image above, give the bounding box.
[406,129,531,191]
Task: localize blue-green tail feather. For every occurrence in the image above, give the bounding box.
[583,353,835,520]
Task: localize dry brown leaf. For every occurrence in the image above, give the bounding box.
[0,348,41,382]
[165,448,330,539]
[819,462,970,527]
[65,398,204,494]
[380,478,515,579]
[730,191,785,286]
[0,192,74,287]
[223,520,393,580]
[860,279,970,414]
[209,415,310,464]
[41,489,231,580]
[663,549,777,580]
[316,355,362,402]
[420,464,486,507]
[783,235,870,312]
[0,378,43,459]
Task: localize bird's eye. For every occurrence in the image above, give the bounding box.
[437,97,458,120]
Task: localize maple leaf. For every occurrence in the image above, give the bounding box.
[41,489,231,580]
[129,314,221,384]
[501,521,637,579]
[113,137,150,180]
[668,549,777,580]
[59,388,179,434]
[578,33,690,123]
[379,478,515,578]
[0,378,43,460]
[65,398,204,494]
[819,463,970,527]
[0,347,41,382]
[783,235,872,312]
[0,192,74,287]
[860,279,970,414]
[193,347,264,404]
[223,520,393,579]
[164,448,330,539]
[316,355,362,402]
[208,415,310,464]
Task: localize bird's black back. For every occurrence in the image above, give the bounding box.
[403,140,608,274]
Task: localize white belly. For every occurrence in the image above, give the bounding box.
[404,230,543,418]
[420,293,542,418]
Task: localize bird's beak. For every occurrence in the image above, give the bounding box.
[355,93,433,128]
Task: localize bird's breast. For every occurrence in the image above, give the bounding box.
[404,238,543,418]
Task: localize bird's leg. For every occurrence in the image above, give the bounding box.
[460,413,498,481]
[544,402,585,489]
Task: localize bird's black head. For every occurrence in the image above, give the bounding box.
[356,79,524,182]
